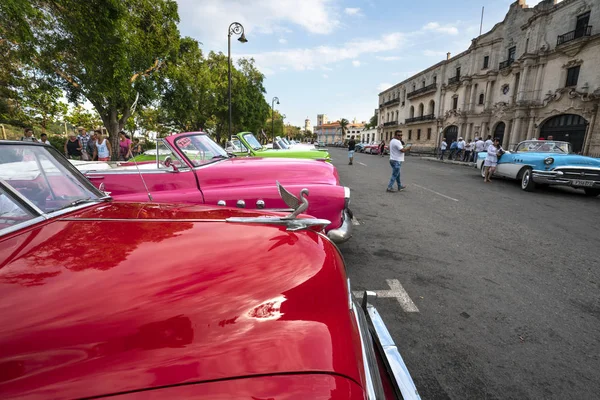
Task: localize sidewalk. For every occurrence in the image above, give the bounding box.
[421,156,478,168]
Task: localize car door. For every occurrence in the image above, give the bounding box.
[495,151,522,179]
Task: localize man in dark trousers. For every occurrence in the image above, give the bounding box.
[348,135,356,165]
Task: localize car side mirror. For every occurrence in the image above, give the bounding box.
[163,156,179,172]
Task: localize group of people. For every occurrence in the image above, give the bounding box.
[439,136,494,163]
[19,127,143,161]
[347,130,411,192]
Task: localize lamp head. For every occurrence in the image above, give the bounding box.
[276,100,280,105]
[238,33,248,43]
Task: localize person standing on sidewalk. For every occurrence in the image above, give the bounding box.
[463,138,472,162]
[439,138,447,160]
[386,130,410,192]
[449,139,458,160]
[474,136,484,164]
[348,135,356,165]
[484,135,493,151]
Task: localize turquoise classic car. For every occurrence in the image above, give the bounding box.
[476,140,600,197]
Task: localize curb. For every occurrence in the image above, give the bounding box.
[421,157,477,168]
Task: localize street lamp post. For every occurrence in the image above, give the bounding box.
[271,96,280,143]
[228,22,248,139]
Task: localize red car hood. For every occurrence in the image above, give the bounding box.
[0,203,363,399]
[199,157,340,188]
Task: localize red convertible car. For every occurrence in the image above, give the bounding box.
[72,132,352,243]
[0,141,420,399]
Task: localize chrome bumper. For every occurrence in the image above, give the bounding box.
[327,209,353,243]
[532,170,600,187]
[354,291,421,400]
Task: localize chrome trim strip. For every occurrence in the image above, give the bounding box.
[60,218,229,222]
[362,297,421,400]
[351,301,385,399]
[0,216,46,237]
[327,209,353,244]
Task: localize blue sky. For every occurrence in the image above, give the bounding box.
[175,0,544,127]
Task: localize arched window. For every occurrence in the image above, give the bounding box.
[422,80,426,88]
[433,76,437,84]
[479,93,485,105]
[395,111,399,121]
[428,100,435,115]
[387,112,390,122]
[409,106,415,118]
[418,103,424,117]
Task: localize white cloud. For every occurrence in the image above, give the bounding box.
[176,0,339,47]
[376,55,402,61]
[422,22,458,35]
[378,82,393,91]
[323,74,329,79]
[279,38,287,44]
[344,7,362,16]
[239,31,407,71]
[423,50,446,57]
[352,60,361,67]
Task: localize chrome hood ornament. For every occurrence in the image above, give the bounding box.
[276,180,309,219]
[225,181,329,232]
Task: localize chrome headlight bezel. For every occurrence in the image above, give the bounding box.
[544,157,554,165]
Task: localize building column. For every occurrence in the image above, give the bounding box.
[484,81,493,109]
[582,106,598,155]
[481,121,488,138]
[526,116,535,140]
[517,66,531,102]
[533,64,545,102]
[467,123,473,139]
[470,84,478,112]
[512,117,523,143]
[462,85,471,110]
[504,119,513,149]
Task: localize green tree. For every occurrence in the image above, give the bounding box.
[65,106,102,132]
[364,112,379,130]
[4,0,180,159]
[339,118,349,138]
[21,74,68,132]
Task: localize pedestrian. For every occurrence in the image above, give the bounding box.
[474,136,485,164]
[119,131,132,161]
[77,127,92,161]
[449,139,458,160]
[386,130,410,192]
[463,138,472,162]
[348,135,356,165]
[457,137,465,161]
[94,130,112,161]
[439,138,447,160]
[378,140,385,157]
[20,128,38,142]
[483,137,504,183]
[484,135,493,151]
[64,134,83,160]
[39,133,50,145]
[132,138,143,157]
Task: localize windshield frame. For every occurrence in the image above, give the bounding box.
[172,134,230,167]
[515,140,572,154]
[241,133,264,151]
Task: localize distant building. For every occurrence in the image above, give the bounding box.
[377,0,600,155]
[317,114,328,127]
[360,127,378,143]
[315,119,366,143]
[304,117,312,134]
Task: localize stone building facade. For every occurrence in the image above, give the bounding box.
[378,0,600,155]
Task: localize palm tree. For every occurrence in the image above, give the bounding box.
[339,118,349,142]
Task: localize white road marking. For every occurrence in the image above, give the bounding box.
[353,279,420,312]
[351,217,361,226]
[358,162,367,166]
[412,183,459,202]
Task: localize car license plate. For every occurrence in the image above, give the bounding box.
[572,180,594,187]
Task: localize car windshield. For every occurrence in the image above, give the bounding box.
[0,143,104,214]
[276,139,289,149]
[174,134,229,166]
[515,140,571,154]
[242,133,264,151]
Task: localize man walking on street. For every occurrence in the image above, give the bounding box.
[387,130,410,192]
[348,135,356,165]
[439,137,447,160]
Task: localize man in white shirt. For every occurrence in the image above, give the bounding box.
[474,136,485,164]
[456,137,465,161]
[387,130,410,192]
[484,135,493,151]
[439,138,447,160]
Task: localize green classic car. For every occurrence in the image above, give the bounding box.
[226,132,331,162]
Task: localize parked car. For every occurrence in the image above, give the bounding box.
[355,143,366,152]
[226,132,331,161]
[0,140,420,400]
[277,136,316,150]
[476,139,600,196]
[72,132,352,243]
[364,142,383,155]
[317,141,326,147]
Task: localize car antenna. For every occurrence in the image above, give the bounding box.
[127,135,153,202]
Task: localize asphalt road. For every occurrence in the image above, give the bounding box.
[330,147,600,400]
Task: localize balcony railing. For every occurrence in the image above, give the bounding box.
[557,26,592,45]
[383,121,398,127]
[499,59,514,70]
[448,76,460,85]
[382,98,400,107]
[407,83,437,99]
[405,114,435,124]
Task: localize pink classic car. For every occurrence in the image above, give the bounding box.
[0,141,420,399]
[74,132,352,243]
